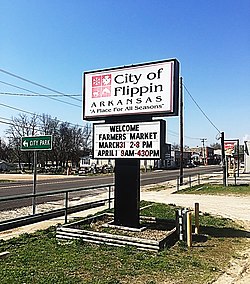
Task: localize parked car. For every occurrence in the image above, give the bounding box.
[101,164,114,174]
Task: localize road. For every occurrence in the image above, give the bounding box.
[0,165,221,210]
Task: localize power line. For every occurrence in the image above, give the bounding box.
[0,80,81,108]
[0,117,41,131]
[0,68,81,102]
[0,116,12,122]
[168,129,201,140]
[0,120,14,126]
[183,84,221,133]
[184,135,201,140]
[0,103,35,117]
[0,114,91,140]
[0,92,81,97]
[0,103,86,129]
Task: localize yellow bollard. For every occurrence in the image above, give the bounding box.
[195,202,199,234]
[187,212,192,247]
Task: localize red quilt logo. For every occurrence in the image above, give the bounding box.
[92,74,111,98]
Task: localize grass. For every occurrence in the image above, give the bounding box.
[143,184,172,192]
[176,184,250,196]
[0,180,12,183]
[0,202,249,284]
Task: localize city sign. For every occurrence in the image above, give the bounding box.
[83,59,179,120]
[93,120,166,159]
[224,141,236,156]
[21,135,52,151]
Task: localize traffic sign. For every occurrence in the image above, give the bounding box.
[21,135,52,151]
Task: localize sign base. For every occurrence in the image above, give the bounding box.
[114,159,140,228]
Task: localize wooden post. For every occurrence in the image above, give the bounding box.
[186,212,192,247]
[65,192,69,224]
[177,177,179,191]
[195,203,199,234]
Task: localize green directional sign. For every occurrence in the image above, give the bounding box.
[21,135,52,151]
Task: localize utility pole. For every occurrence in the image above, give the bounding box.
[179,77,184,185]
[200,138,207,165]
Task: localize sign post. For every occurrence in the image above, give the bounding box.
[221,132,227,186]
[114,158,140,227]
[33,151,37,214]
[83,59,180,228]
[21,135,52,214]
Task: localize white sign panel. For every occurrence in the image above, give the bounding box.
[93,121,165,159]
[83,59,179,120]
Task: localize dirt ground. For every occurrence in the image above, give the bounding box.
[0,173,74,180]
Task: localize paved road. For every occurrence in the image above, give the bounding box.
[0,165,221,195]
[0,165,221,210]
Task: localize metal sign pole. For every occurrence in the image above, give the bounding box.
[32,151,37,215]
[20,135,53,215]
[237,139,240,177]
[221,132,227,186]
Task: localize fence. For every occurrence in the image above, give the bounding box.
[176,171,250,191]
[0,184,114,232]
[1,170,249,232]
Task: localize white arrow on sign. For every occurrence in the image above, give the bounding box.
[23,140,29,147]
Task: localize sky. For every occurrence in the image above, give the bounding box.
[0,0,249,148]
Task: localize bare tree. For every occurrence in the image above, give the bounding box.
[0,138,10,161]
[39,114,60,168]
[210,142,221,150]
[6,114,39,170]
[171,143,180,151]
[5,113,92,173]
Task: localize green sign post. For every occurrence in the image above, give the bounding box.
[21,135,52,151]
[20,135,53,214]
